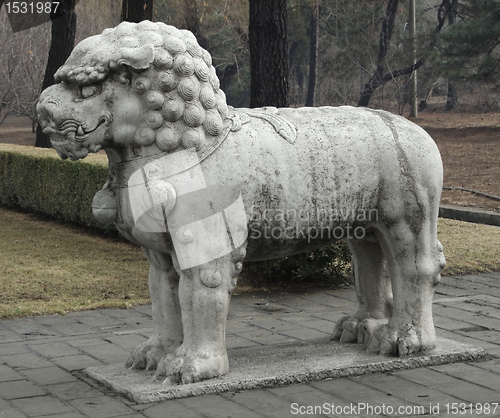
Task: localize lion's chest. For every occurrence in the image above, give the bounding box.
[111,185,175,253]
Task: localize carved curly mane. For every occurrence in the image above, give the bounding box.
[54,20,229,153]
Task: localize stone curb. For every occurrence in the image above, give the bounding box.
[439,204,500,227]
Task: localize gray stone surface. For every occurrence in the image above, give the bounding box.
[84,337,485,403]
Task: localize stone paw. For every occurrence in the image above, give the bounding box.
[155,350,229,384]
[333,315,389,347]
[366,322,435,357]
[357,318,391,348]
[125,335,169,371]
[332,315,359,343]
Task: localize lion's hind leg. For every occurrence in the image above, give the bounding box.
[368,218,445,357]
[333,233,393,349]
[126,249,183,371]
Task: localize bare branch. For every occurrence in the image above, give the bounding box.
[0,110,14,127]
[381,58,425,84]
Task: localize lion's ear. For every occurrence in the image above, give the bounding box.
[117,44,154,71]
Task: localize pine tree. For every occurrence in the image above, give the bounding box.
[437,0,500,85]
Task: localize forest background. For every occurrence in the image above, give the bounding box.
[2,0,500,133]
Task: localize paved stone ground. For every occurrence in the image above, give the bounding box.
[1,272,500,417]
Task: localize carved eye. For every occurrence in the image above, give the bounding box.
[80,84,101,99]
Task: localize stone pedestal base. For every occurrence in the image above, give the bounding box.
[84,337,486,404]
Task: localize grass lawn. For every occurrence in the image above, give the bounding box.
[0,208,150,318]
[1,207,499,318]
[437,218,500,275]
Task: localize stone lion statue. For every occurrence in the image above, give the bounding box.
[37,21,445,384]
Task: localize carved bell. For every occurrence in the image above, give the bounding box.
[92,188,118,224]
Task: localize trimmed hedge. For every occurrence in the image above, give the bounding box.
[245,241,351,287]
[0,144,115,233]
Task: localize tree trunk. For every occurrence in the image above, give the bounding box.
[121,0,153,22]
[358,0,399,107]
[446,82,458,110]
[219,63,239,92]
[408,0,418,117]
[35,0,77,148]
[249,0,289,108]
[358,68,382,108]
[439,0,459,111]
[305,0,319,107]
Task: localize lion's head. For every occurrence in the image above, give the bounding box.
[37,21,229,161]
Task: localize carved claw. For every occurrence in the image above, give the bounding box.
[126,354,146,370]
[333,315,394,350]
[332,315,350,340]
[333,316,360,343]
[144,348,165,371]
[155,354,182,383]
[365,323,433,357]
[125,336,169,371]
[154,352,229,385]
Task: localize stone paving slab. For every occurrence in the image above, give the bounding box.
[84,337,486,404]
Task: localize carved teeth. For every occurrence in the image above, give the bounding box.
[77,125,85,136]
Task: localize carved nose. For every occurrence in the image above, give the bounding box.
[36,103,53,128]
[36,96,60,128]
[37,82,67,125]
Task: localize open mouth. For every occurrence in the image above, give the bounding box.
[42,112,111,142]
[74,114,111,141]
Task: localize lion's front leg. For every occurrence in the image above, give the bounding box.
[155,247,244,384]
[126,248,183,371]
